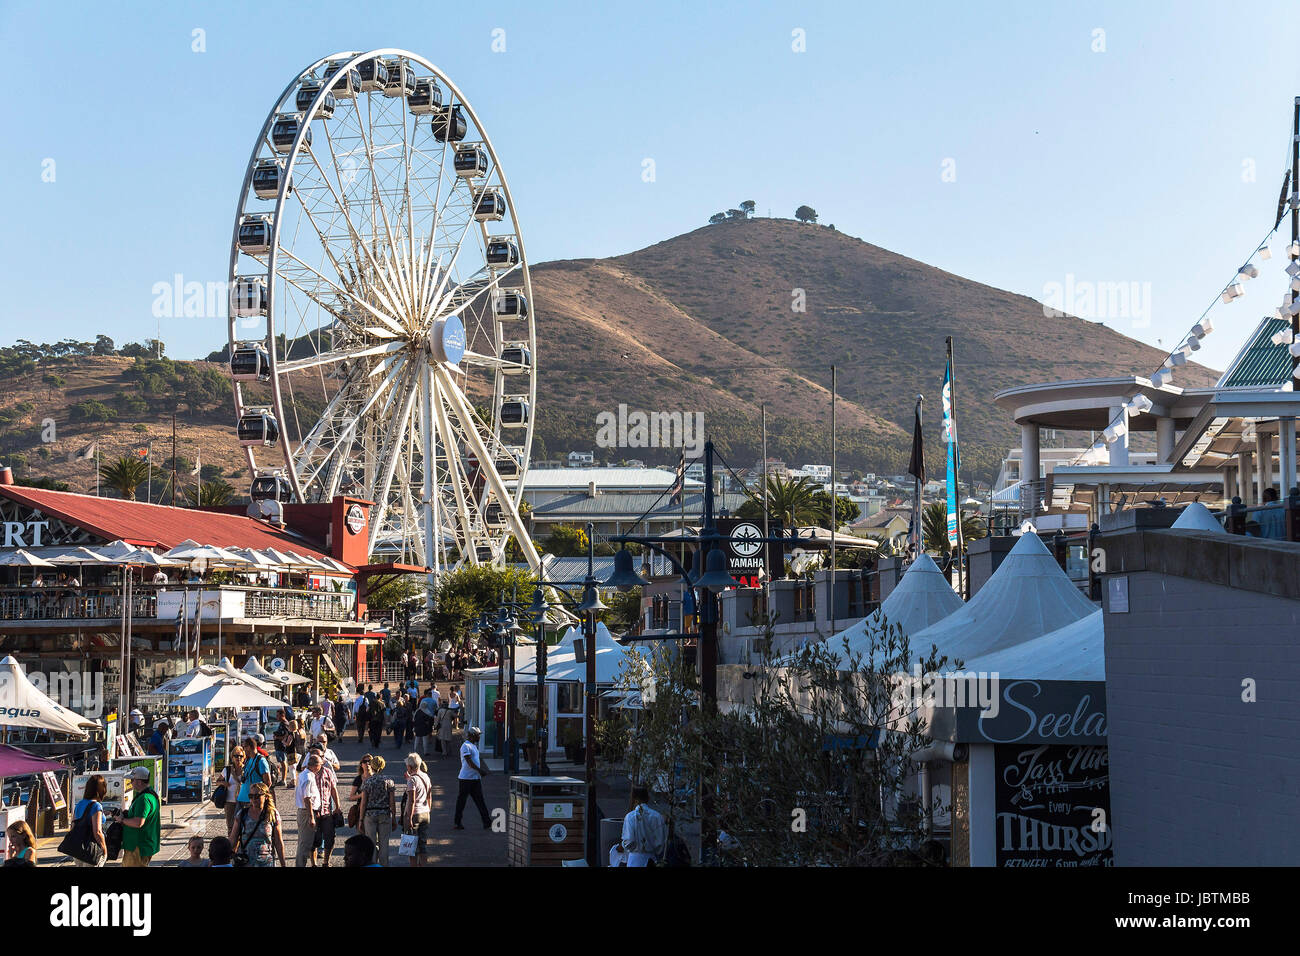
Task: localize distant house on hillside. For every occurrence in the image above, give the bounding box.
[567,451,594,468]
[853,507,911,545]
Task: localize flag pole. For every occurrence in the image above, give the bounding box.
[830,365,837,636]
[761,402,769,595]
[948,336,968,598]
[910,395,925,560]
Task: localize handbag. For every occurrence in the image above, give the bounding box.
[347,803,360,829]
[58,806,105,866]
[104,820,124,861]
[397,832,418,857]
[211,783,228,809]
[331,809,345,828]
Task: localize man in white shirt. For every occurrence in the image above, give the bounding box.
[151,570,169,584]
[452,727,492,830]
[182,710,204,738]
[294,754,322,867]
[308,706,334,742]
[618,785,666,867]
[313,733,339,771]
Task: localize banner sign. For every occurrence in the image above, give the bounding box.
[952,679,1106,745]
[716,518,784,587]
[994,743,1113,868]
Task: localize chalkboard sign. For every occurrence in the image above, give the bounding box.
[994,744,1113,868]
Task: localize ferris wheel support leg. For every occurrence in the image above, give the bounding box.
[420,365,439,615]
[434,366,543,573]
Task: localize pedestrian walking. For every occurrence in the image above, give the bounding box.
[448,686,462,728]
[230,783,286,867]
[238,737,272,803]
[220,747,246,833]
[413,692,435,755]
[354,692,369,743]
[309,744,342,866]
[69,775,108,867]
[437,701,455,759]
[402,753,432,867]
[120,766,161,867]
[369,698,387,749]
[295,754,323,867]
[616,785,667,867]
[453,727,492,830]
[391,695,410,750]
[358,754,397,867]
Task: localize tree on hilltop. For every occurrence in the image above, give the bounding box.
[795,205,818,224]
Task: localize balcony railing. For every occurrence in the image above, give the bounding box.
[0,586,158,622]
[0,585,353,624]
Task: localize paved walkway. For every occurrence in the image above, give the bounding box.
[41,682,631,867]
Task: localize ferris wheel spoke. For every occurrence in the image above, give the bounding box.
[298,357,406,492]
[276,340,406,376]
[365,364,421,554]
[429,380,478,555]
[355,92,415,318]
[276,247,404,338]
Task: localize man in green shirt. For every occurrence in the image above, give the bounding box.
[121,766,161,866]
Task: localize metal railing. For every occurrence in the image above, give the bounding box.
[237,588,353,622]
[0,586,158,621]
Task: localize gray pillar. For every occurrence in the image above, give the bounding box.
[1258,432,1275,497]
[1237,450,1255,504]
[1281,419,1298,495]
[1020,423,1040,487]
[1108,405,1130,467]
[1156,417,1176,464]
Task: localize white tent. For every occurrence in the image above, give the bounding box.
[0,656,98,737]
[146,665,226,698]
[829,553,963,667]
[244,656,311,686]
[958,609,1105,681]
[910,532,1096,663]
[218,657,278,692]
[0,549,55,568]
[545,622,639,683]
[1171,502,1227,533]
[172,679,292,711]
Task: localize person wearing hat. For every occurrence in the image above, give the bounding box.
[120,767,161,867]
[128,708,144,733]
[453,727,492,830]
[147,719,170,756]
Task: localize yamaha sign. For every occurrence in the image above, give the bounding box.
[716,518,784,586]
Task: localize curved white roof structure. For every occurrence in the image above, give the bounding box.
[911,532,1096,664]
[959,609,1104,681]
[1171,502,1227,533]
[829,553,963,668]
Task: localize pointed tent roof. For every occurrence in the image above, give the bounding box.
[829,553,964,668]
[0,656,97,736]
[516,622,632,683]
[146,665,226,698]
[958,609,1105,681]
[1171,502,1227,533]
[910,532,1096,663]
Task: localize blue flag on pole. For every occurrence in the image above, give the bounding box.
[942,358,961,548]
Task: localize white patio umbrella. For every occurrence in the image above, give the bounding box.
[0,550,55,568]
[0,656,98,737]
[227,548,286,570]
[146,665,226,698]
[162,542,253,567]
[171,679,292,711]
[257,548,320,569]
[218,657,279,692]
[271,667,312,686]
[48,546,115,565]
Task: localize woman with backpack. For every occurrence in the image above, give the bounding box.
[391,695,411,750]
[368,699,386,749]
[228,783,285,867]
[68,775,108,866]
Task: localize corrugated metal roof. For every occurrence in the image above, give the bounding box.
[530,492,749,519]
[1220,317,1292,388]
[0,485,338,563]
[523,468,703,490]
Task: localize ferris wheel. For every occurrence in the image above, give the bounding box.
[226,49,542,579]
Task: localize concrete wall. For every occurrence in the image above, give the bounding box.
[1101,529,1300,865]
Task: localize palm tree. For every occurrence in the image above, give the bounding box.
[741,474,820,528]
[186,478,235,506]
[921,501,987,558]
[99,455,149,500]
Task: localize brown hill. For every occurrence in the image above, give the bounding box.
[0,219,1218,496]
[529,218,1217,479]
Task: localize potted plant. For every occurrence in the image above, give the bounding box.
[561,724,584,763]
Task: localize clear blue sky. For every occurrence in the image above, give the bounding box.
[2,0,1298,372]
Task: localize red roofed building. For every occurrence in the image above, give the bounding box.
[0,481,383,711]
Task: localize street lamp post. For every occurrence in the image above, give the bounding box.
[575,522,607,867]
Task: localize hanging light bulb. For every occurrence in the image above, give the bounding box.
[1186,336,1202,351]
[1152,368,1173,387]
[1170,350,1188,366]
[1192,318,1214,337]
[1259,245,1272,260]
[1239,263,1259,279]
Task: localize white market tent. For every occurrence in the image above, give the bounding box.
[146,665,226,699]
[244,656,311,687]
[1171,502,1228,533]
[829,553,963,667]
[515,622,634,683]
[957,609,1105,682]
[910,531,1096,664]
[0,656,98,737]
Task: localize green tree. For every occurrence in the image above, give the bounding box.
[726,208,745,220]
[428,564,537,650]
[810,490,860,528]
[736,474,820,527]
[70,400,116,423]
[545,524,590,557]
[708,212,726,225]
[99,455,150,500]
[186,478,235,506]
[921,501,986,559]
[604,587,642,634]
[794,205,818,223]
[93,335,116,355]
[739,200,756,217]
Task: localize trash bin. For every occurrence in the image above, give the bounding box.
[506,776,586,866]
